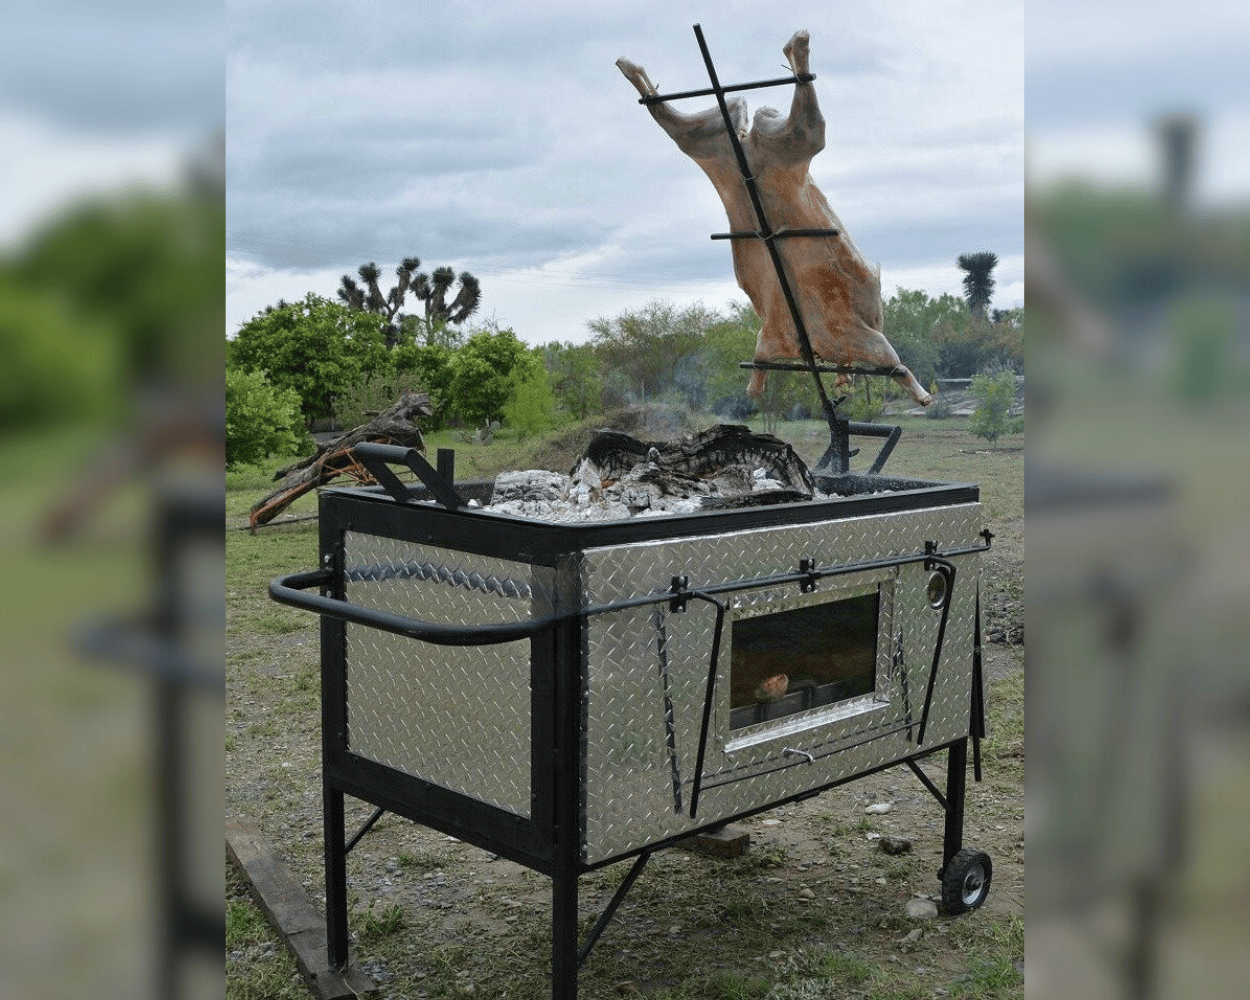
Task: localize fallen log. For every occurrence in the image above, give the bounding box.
[249,392,432,527]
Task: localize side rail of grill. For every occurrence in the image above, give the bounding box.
[269,569,557,646]
[272,529,993,652]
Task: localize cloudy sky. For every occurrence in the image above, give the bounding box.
[0,0,221,247]
[227,0,1024,345]
[1025,0,1250,202]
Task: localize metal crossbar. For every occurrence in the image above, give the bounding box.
[711,227,840,241]
[639,72,815,105]
[740,360,902,378]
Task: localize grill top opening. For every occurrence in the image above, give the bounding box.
[467,426,966,524]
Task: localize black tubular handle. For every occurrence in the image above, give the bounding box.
[269,569,553,646]
[354,441,465,510]
[273,537,993,651]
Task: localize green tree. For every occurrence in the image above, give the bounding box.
[397,313,468,350]
[229,293,390,423]
[447,327,538,426]
[539,341,603,420]
[502,362,557,440]
[588,300,718,407]
[957,251,999,317]
[331,369,430,435]
[703,306,759,417]
[700,301,821,425]
[391,342,455,428]
[881,288,958,388]
[987,307,1025,370]
[338,258,481,348]
[1169,292,1236,403]
[0,275,119,429]
[933,312,997,378]
[225,367,311,468]
[15,188,224,388]
[840,377,885,422]
[968,362,1022,449]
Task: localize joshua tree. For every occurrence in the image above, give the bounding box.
[412,265,481,335]
[338,257,481,348]
[957,251,998,318]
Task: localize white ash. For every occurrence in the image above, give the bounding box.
[484,461,837,523]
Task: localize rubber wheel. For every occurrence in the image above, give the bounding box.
[941,848,992,914]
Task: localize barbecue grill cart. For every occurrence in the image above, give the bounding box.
[270,442,992,998]
[268,26,995,997]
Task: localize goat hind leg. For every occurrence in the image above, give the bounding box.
[842,327,932,405]
[889,365,932,405]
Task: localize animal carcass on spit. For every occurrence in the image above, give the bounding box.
[617,31,931,406]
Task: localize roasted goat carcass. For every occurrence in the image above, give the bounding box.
[617,31,931,405]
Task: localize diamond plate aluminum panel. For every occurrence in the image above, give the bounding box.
[341,533,551,818]
[579,503,981,863]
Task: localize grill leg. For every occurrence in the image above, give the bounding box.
[552,872,579,999]
[324,786,349,970]
[942,738,968,872]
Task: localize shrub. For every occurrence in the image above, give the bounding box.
[226,367,311,468]
[230,294,390,423]
[332,369,429,433]
[446,328,536,426]
[391,342,454,428]
[1168,292,1236,403]
[925,395,954,420]
[968,362,1022,448]
[839,378,885,422]
[503,364,557,441]
[0,277,119,429]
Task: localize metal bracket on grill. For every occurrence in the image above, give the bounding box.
[916,554,957,745]
[905,757,948,811]
[732,375,901,477]
[669,575,690,613]
[799,558,819,593]
[688,591,729,820]
[576,849,654,967]
[971,586,985,782]
[354,441,466,511]
[651,609,685,814]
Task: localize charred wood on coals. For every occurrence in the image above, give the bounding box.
[574,425,813,496]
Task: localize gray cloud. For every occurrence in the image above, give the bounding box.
[3,0,221,134]
[1026,46,1247,129]
[228,0,1023,331]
